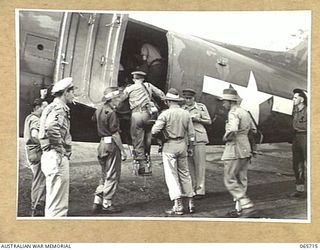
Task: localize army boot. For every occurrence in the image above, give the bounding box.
[132,159,141,176]
[238,197,256,217]
[188,197,195,214]
[101,199,121,214]
[290,184,306,198]
[143,154,152,176]
[226,198,255,218]
[165,198,184,215]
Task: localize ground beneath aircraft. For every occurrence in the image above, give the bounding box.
[17,140,308,221]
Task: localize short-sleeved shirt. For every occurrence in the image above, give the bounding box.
[151,104,195,142]
[123,82,165,110]
[182,102,211,144]
[292,105,307,132]
[92,104,120,137]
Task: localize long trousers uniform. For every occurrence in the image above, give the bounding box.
[92,104,122,207]
[183,102,211,196]
[292,105,307,192]
[152,104,195,200]
[221,105,256,211]
[130,110,152,159]
[123,81,164,160]
[39,98,72,217]
[24,112,46,213]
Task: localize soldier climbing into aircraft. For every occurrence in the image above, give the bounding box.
[118,70,165,176]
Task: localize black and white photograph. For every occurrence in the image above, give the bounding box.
[17,10,310,221]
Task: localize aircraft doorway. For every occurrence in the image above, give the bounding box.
[119,18,168,92]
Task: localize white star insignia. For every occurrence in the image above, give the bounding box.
[202,71,293,124]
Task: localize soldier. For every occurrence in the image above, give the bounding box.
[118,70,165,176]
[290,88,308,198]
[39,77,74,217]
[24,98,48,216]
[182,88,211,199]
[151,88,195,215]
[140,42,164,88]
[221,88,256,218]
[92,87,127,214]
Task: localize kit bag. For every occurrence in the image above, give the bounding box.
[141,82,159,118]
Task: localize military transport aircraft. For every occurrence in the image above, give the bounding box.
[18,11,308,145]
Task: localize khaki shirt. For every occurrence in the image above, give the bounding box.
[92,104,120,137]
[123,82,165,111]
[39,98,72,156]
[221,106,255,160]
[292,105,307,132]
[151,104,195,142]
[182,102,211,144]
[24,112,42,163]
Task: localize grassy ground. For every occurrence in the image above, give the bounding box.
[17,140,307,220]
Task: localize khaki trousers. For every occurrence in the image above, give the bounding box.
[130,111,152,160]
[223,158,250,202]
[41,150,69,217]
[29,161,46,210]
[162,140,193,200]
[292,133,307,187]
[188,143,206,195]
[94,142,121,207]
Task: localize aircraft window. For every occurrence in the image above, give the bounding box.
[37,44,44,51]
[24,34,56,61]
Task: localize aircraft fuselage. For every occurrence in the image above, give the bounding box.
[18,11,308,144]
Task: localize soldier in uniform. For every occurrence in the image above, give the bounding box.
[24,98,48,216]
[291,88,308,198]
[221,88,256,218]
[151,88,195,215]
[92,87,127,214]
[39,77,74,217]
[182,88,211,199]
[118,70,165,176]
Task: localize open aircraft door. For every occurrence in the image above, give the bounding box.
[54,12,128,106]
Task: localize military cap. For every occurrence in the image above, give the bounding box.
[131,71,147,76]
[163,88,184,102]
[102,87,121,102]
[293,88,308,103]
[182,88,197,97]
[222,88,241,101]
[51,77,73,94]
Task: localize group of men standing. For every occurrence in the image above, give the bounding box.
[24,77,75,217]
[23,70,308,218]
